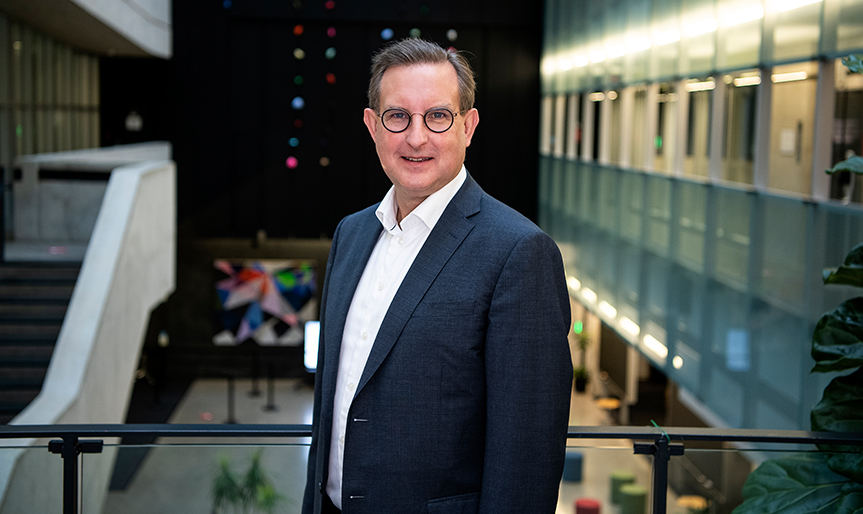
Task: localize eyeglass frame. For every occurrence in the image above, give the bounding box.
[378,107,467,134]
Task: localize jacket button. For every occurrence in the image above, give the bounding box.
[318,482,324,493]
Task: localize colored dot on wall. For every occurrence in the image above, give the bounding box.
[327,26,337,38]
[294,75,304,85]
[293,0,303,8]
[294,119,303,128]
[381,28,394,41]
[447,29,458,41]
[419,5,430,15]
[573,321,584,334]
[286,156,299,169]
[223,0,232,8]
[325,47,336,60]
[294,25,304,36]
[292,97,305,110]
[409,28,421,38]
[289,138,300,147]
[326,73,336,84]
[324,0,335,9]
[293,48,306,60]
[320,157,331,167]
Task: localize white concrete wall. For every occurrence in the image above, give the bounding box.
[0,152,176,514]
[14,142,171,242]
[74,0,171,58]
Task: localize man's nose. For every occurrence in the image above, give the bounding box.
[404,115,429,146]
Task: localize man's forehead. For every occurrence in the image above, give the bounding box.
[379,63,459,106]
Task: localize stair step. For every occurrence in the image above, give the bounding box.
[0,303,68,319]
[0,389,41,409]
[0,367,48,388]
[0,323,61,336]
[0,284,75,300]
[0,335,58,345]
[0,345,55,363]
[0,263,80,281]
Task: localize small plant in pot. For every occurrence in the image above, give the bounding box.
[213,451,286,514]
[574,366,590,392]
[573,331,591,393]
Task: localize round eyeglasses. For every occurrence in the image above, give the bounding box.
[379,108,462,133]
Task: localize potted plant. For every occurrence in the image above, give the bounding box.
[213,451,286,514]
[574,366,590,392]
[574,331,591,393]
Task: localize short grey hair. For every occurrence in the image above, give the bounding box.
[368,38,476,114]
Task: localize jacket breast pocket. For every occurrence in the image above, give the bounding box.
[426,492,480,514]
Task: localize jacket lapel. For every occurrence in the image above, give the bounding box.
[321,209,383,404]
[356,175,483,394]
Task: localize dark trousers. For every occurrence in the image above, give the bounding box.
[322,494,341,514]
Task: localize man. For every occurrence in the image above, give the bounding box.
[303,38,572,514]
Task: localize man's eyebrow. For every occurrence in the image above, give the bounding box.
[382,104,455,111]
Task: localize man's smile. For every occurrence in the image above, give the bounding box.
[403,156,432,162]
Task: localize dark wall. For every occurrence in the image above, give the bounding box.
[103,0,543,239]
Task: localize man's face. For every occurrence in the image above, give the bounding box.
[363,62,479,214]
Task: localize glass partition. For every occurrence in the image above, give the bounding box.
[102,444,310,514]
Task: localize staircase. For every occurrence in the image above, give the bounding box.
[0,262,79,424]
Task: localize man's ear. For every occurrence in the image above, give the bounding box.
[463,108,479,147]
[363,108,378,142]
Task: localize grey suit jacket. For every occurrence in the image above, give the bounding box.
[303,174,572,514]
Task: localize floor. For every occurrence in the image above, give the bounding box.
[101,378,665,514]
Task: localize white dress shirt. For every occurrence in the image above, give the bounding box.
[326,167,467,508]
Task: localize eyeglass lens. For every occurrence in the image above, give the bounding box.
[381,108,455,133]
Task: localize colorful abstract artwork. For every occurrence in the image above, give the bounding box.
[213,259,317,346]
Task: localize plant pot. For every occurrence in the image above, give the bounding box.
[574,376,587,392]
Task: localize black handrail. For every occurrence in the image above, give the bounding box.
[3,423,863,446]
[2,424,863,514]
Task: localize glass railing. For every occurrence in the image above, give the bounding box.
[2,424,862,514]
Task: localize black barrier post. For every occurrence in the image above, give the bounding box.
[249,350,261,397]
[264,362,277,411]
[226,375,237,424]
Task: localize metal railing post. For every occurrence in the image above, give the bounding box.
[634,437,684,514]
[49,437,103,514]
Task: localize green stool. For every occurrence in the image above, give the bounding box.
[609,469,636,504]
[619,483,648,514]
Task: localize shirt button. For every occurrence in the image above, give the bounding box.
[361,331,369,340]
[339,436,345,444]
[398,237,404,245]
[348,382,355,391]
[377,282,385,291]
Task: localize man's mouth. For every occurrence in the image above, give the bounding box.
[403,157,432,162]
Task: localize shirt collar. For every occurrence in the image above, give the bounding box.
[376,166,467,233]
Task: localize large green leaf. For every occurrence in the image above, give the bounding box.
[828,453,863,484]
[836,482,863,512]
[824,244,863,287]
[812,369,863,433]
[812,300,863,373]
[733,453,863,514]
[828,155,863,175]
[843,54,863,75]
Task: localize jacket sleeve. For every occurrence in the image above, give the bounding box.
[479,230,572,514]
[302,219,344,514]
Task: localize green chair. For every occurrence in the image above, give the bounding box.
[609,469,636,504]
[619,483,648,514]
